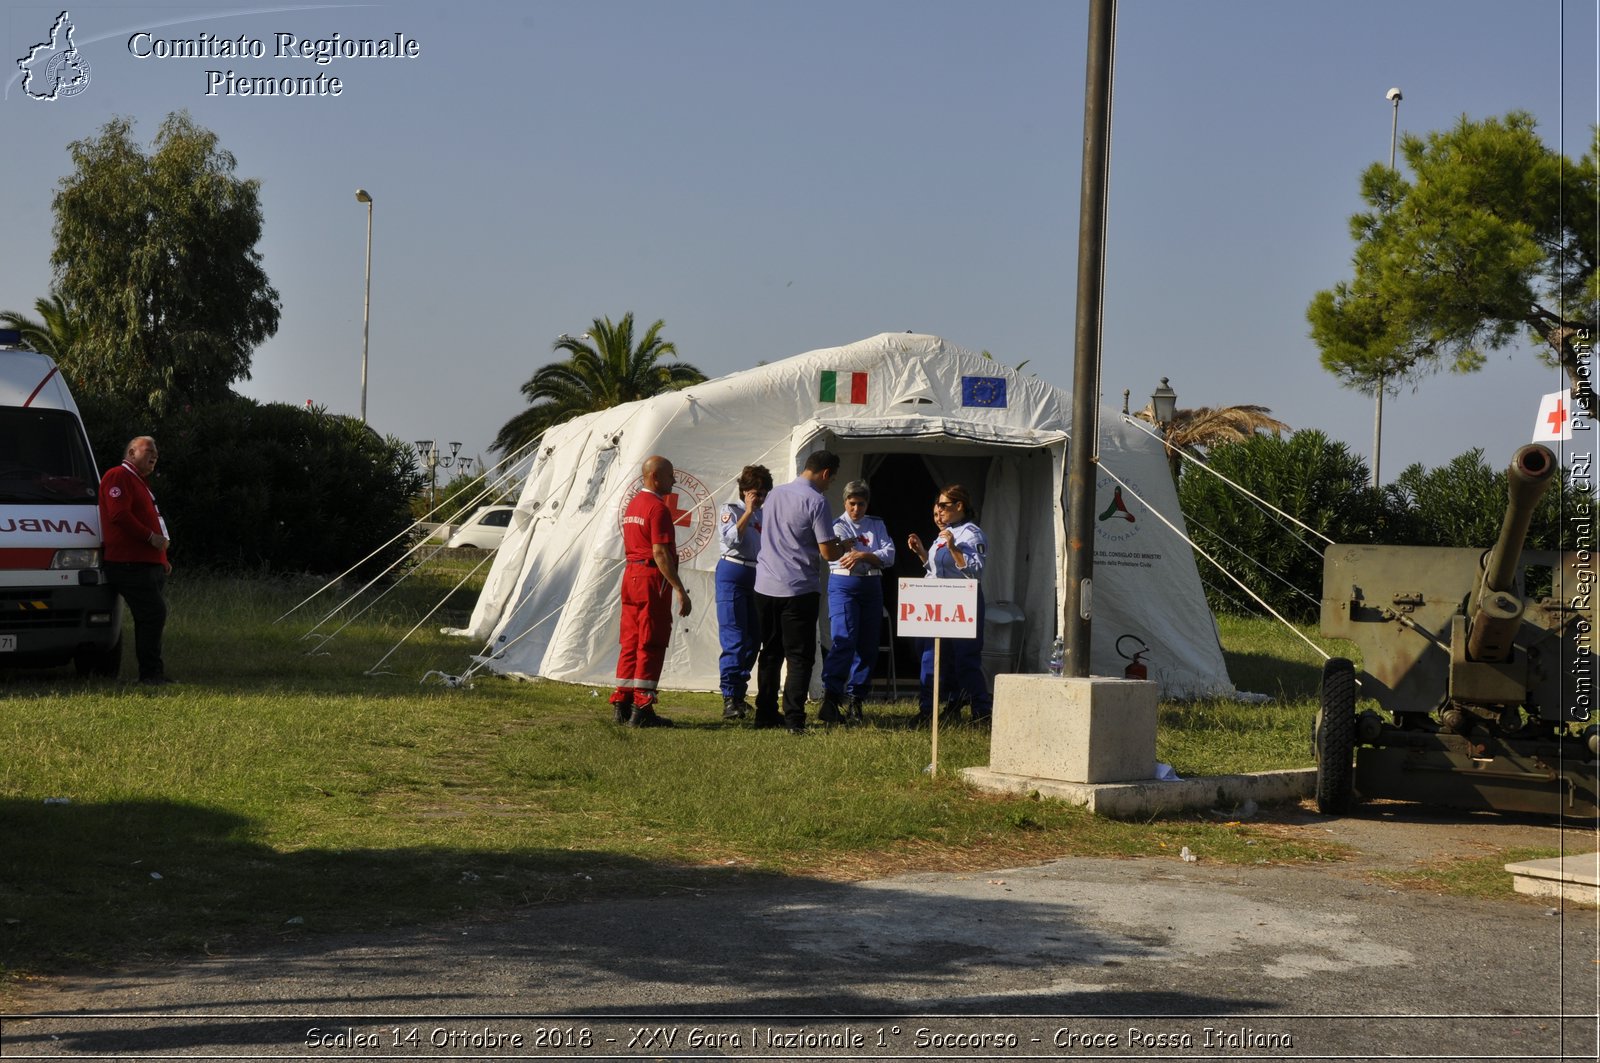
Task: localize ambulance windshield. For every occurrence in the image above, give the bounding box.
[0,408,98,504]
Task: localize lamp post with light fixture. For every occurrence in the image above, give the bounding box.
[356,188,373,423]
[1371,87,1401,489]
[414,439,463,513]
[1150,376,1179,479]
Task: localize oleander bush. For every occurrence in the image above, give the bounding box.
[79,393,422,576]
[1182,434,1590,620]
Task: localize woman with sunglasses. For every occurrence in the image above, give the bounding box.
[905,483,991,725]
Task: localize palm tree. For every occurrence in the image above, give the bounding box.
[1,293,81,362]
[1134,401,1290,480]
[491,313,707,456]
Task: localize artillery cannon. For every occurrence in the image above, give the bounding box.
[1316,443,1599,817]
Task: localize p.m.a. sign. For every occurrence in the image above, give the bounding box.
[896,578,979,639]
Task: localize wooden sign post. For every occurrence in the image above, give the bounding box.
[896,578,980,775]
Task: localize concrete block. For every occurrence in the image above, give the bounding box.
[1504,852,1600,907]
[989,673,1158,784]
[960,767,1315,819]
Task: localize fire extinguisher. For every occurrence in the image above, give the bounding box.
[1117,634,1150,680]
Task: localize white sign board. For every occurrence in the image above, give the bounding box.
[896,578,979,639]
[1533,390,1573,443]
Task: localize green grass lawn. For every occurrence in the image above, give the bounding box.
[1,559,1344,978]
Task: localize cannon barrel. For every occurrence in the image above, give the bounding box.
[1466,444,1557,661]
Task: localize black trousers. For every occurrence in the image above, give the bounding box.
[754,591,820,726]
[104,562,167,680]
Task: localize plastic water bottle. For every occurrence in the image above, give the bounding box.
[1048,637,1065,677]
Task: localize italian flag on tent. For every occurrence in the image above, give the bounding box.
[820,370,867,404]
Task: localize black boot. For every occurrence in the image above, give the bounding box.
[846,697,865,724]
[722,696,747,720]
[628,702,673,728]
[817,693,845,726]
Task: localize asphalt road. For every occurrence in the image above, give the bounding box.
[3,805,1596,1062]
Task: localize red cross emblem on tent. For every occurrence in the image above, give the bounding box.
[663,493,694,528]
[619,470,716,561]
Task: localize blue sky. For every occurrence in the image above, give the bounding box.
[4,0,1596,482]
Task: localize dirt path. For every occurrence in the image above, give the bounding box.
[1262,798,1592,874]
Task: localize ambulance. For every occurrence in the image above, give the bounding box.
[0,328,122,673]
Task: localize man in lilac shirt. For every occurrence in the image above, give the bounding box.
[752,450,847,733]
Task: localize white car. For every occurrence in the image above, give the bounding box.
[446,505,513,550]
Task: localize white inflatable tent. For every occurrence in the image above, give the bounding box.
[461,334,1234,699]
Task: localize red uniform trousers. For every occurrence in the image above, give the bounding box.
[613,562,673,706]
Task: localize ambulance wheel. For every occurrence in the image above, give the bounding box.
[76,635,122,678]
[1314,657,1356,815]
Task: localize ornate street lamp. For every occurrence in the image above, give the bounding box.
[1151,377,1180,481]
[414,439,463,513]
[1150,376,1177,427]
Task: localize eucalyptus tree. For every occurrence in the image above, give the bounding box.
[50,111,280,411]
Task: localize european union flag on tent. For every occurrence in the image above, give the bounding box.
[961,376,1007,408]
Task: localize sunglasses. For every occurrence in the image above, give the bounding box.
[934,500,955,509]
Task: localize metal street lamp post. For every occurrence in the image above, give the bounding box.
[356,189,374,423]
[1372,88,1401,489]
[1387,87,1403,169]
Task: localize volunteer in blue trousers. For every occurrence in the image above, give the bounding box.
[715,464,772,719]
[905,483,990,726]
[818,479,895,725]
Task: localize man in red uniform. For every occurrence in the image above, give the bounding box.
[97,436,174,685]
[609,454,692,727]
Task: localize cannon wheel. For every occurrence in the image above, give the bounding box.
[1315,657,1357,814]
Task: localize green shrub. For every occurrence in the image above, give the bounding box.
[1180,430,1383,620]
[1181,436,1591,621]
[1381,447,1580,550]
[78,394,423,576]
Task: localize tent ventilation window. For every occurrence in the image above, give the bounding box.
[896,397,935,405]
[577,447,619,512]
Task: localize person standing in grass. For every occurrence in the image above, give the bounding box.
[609,454,691,728]
[752,450,848,734]
[906,483,989,725]
[819,478,894,725]
[715,464,772,721]
[98,436,174,686]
